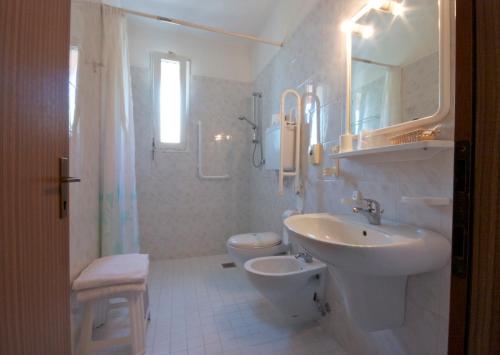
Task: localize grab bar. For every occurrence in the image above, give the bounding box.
[197,121,230,180]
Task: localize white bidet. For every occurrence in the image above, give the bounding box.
[244,255,327,322]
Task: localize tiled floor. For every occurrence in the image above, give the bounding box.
[95,255,345,355]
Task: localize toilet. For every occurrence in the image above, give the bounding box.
[226,210,298,266]
[227,232,288,266]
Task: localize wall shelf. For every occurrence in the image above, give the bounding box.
[401,196,452,206]
[329,140,454,163]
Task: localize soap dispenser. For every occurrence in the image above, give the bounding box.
[309,143,323,165]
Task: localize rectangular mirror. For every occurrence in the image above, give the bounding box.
[344,0,451,137]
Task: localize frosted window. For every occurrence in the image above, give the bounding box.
[153,52,189,150]
[69,46,79,136]
[160,59,182,144]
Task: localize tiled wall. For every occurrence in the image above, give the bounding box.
[402,52,440,121]
[249,0,454,354]
[69,0,102,349]
[133,69,254,259]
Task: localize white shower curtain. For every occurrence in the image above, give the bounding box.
[100,6,140,256]
[380,67,402,127]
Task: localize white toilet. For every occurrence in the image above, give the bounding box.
[226,211,298,266]
[226,232,288,267]
[244,255,327,321]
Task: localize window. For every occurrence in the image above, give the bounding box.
[152,52,190,150]
[69,46,79,136]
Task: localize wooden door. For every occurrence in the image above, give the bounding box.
[0,0,71,354]
[466,0,500,353]
[449,1,500,354]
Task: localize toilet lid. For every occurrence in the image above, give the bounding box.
[229,232,281,249]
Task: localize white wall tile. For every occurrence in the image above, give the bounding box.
[133,70,254,259]
[248,0,455,354]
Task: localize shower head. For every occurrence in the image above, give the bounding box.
[238,116,257,129]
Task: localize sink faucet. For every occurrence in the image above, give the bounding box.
[352,197,383,225]
[295,252,313,263]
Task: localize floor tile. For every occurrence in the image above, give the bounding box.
[95,255,344,355]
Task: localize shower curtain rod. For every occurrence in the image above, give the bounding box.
[101,4,283,47]
[352,56,396,68]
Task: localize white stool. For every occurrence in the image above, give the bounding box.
[73,254,149,355]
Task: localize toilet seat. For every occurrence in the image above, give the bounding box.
[228,232,281,249]
[226,232,288,266]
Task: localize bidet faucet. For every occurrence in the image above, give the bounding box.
[295,252,313,263]
[352,198,383,225]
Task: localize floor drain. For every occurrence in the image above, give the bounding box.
[221,262,237,269]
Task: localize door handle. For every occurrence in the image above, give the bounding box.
[60,177,81,183]
[59,157,80,218]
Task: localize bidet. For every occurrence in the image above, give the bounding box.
[244,256,327,322]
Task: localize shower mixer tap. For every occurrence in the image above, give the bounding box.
[252,128,259,143]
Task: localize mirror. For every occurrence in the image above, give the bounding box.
[345,0,450,136]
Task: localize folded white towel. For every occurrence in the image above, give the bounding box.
[73,254,149,291]
[75,281,147,302]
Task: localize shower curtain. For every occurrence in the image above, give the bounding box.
[380,67,402,127]
[99,6,140,255]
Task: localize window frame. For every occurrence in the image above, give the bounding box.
[151,51,190,151]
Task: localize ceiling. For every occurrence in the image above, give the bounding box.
[352,0,439,66]
[109,0,277,36]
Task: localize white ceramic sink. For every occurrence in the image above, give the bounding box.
[284,213,451,331]
[284,213,450,276]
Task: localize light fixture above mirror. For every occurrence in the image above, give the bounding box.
[341,0,406,35]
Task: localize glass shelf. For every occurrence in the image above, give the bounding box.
[329,140,454,163]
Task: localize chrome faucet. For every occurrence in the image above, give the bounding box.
[295,252,313,263]
[352,198,383,225]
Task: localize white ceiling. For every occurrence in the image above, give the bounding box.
[111,0,277,36]
[352,0,439,66]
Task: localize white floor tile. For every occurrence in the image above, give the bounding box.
[95,255,344,355]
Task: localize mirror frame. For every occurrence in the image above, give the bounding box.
[344,0,451,137]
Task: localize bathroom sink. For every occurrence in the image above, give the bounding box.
[284,213,450,277]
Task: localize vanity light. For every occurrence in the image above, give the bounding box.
[360,25,374,38]
[214,134,223,141]
[341,21,374,39]
[341,20,354,33]
[390,2,404,16]
[368,0,386,9]
[371,0,405,16]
